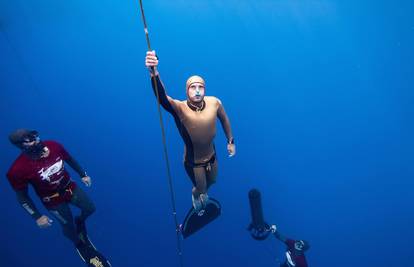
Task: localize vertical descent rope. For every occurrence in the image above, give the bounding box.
[137,1,184,266]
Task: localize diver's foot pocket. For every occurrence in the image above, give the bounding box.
[199,193,209,208]
[192,194,203,211]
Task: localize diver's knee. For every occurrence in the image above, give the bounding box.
[84,203,96,216]
[207,179,216,188]
[88,204,96,215]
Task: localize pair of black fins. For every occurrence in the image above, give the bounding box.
[180,188,269,240]
[76,222,112,267]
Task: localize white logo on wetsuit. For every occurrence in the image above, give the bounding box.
[286,251,296,267]
[38,159,64,183]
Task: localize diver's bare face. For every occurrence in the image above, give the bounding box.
[187,83,205,103]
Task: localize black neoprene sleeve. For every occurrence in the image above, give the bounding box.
[16,189,42,220]
[65,156,87,177]
[274,231,288,243]
[150,75,175,114]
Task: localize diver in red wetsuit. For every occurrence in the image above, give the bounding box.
[6,129,98,260]
[270,225,310,267]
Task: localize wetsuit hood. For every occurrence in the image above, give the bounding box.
[186,75,206,104]
[186,75,205,91]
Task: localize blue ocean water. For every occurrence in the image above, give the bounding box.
[1,1,413,266]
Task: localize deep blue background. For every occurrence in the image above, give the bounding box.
[1,1,413,266]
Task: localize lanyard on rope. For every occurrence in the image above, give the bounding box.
[137,1,184,266]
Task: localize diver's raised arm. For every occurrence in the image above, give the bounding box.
[145,50,179,114]
[270,224,287,242]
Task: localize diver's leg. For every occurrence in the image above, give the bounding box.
[48,203,80,245]
[184,163,208,209]
[51,194,100,262]
[184,162,198,190]
[70,186,96,241]
[206,159,218,189]
[70,186,96,222]
[184,162,208,197]
[191,167,208,196]
[192,167,212,208]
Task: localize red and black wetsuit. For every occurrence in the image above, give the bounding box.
[7,141,78,210]
[6,140,95,245]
